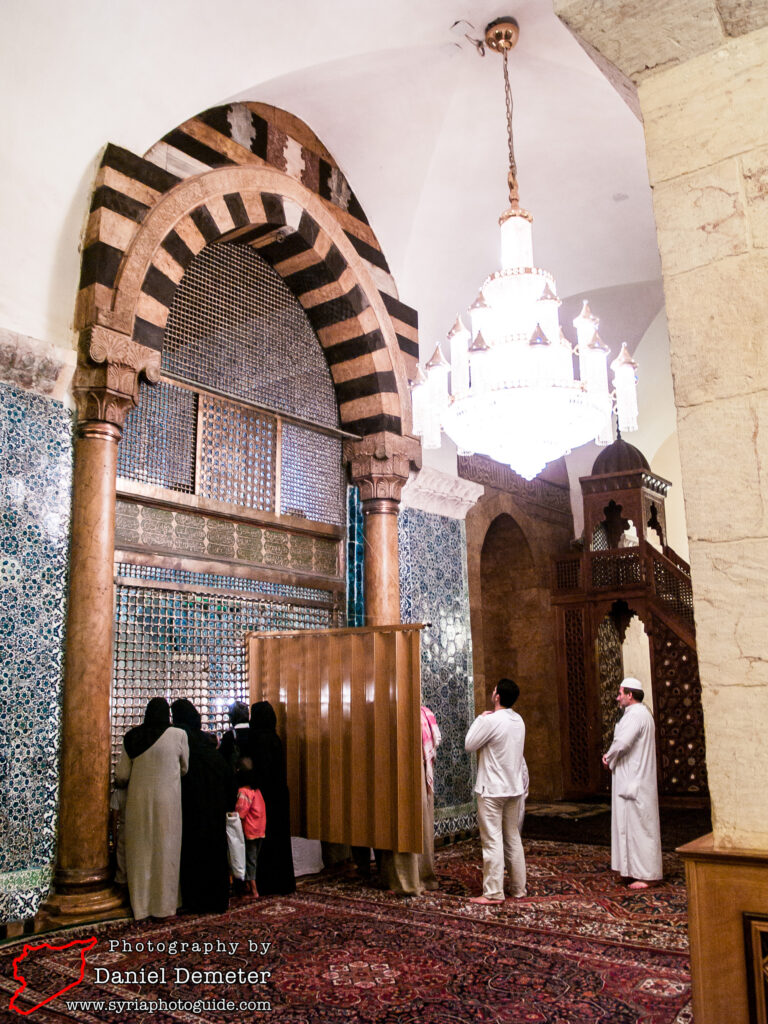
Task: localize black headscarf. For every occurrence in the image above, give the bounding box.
[250,700,277,733]
[171,697,234,913]
[124,697,171,759]
[249,699,295,895]
[171,697,202,733]
[228,700,250,726]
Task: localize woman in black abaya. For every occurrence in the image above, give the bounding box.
[171,698,234,913]
[249,700,296,895]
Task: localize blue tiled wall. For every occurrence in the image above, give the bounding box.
[398,507,476,837]
[346,485,365,627]
[0,384,72,922]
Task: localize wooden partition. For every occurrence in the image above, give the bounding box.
[247,624,423,853]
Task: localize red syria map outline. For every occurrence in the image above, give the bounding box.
[10,936,97,1016]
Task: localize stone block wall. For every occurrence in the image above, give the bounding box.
[557,0,768,854]
[638,27,768,850]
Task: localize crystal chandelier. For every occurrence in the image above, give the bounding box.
[410,16,639,481]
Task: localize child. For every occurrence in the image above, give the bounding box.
[235,757,267,898]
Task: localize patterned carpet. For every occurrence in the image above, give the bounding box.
[0,839,691,1023]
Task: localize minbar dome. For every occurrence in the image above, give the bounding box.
[590,437,650,475]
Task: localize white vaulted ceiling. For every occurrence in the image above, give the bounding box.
[2,0,674,527]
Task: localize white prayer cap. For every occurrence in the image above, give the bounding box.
[620,677,643,691]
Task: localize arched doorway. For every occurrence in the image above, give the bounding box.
[479,513,536,703]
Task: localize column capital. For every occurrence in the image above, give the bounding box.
[72,326,161,429]
[344,431,422,502]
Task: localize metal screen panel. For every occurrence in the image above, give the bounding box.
[162,243,338,428]
[117,380,197,493]
[112,581,336,770]
[198,394,276,511]
[116,562,336,603]
[280,423,344,525]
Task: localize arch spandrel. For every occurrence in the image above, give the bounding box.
[78,165,411,438]
[76,97,420,441]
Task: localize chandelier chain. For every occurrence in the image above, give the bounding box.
[502,50,518,204]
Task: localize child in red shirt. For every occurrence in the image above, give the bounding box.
[235,757,267,898]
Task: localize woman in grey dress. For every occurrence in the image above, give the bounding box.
[116,697,189,919]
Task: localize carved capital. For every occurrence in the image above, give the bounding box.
[84,325,161,383]
[72,382,136,431]
[72,326,161,430]
[72,362,138,431]
[344,431,422,502]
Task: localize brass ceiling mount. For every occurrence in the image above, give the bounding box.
[484,16,519,53]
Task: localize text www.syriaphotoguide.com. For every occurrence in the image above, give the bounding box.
[64,997,271,1014]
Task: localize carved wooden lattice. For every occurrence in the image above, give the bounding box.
[650,551,695,628]
[651,616,708,796]
[564,609,590,790]
[554,557,581,591]
[591,551,642,589]
[597,617,623,761]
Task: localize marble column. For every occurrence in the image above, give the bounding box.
[45,328,158,917]
[361,498,400,624]
[344,431,421,626]
[345,431,422,889]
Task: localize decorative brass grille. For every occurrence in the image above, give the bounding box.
[117,242,345,527]
[112,579,338,769]
[198,394,276,511]
[115,563,338,603]
[163,243,339,427]
[281,422,344,524]
[112,242,348,771]
[117,381,197,493]
[564,608,590,790]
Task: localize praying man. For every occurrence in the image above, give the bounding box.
[602,677,663,889]
[465,678,527,904]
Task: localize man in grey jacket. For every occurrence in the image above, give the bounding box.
[465,677,527,904]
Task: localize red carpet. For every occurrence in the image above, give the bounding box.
[0,839,691,1023]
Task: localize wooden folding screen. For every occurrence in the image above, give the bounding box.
[246,624,423,853]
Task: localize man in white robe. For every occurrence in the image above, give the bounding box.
[602,677,663,889]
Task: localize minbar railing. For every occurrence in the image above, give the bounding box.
[648,545,695,628]
[553,543,695,633]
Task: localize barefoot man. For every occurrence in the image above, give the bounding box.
[602,677,663,890]
[465,678,526,904]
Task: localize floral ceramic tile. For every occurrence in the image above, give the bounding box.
[0,384,72,923]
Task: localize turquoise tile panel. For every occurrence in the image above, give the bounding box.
[0,384,72,922]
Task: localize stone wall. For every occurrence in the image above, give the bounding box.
[557,0,768,854]
[640,27,768,851]
[462,462,574,802]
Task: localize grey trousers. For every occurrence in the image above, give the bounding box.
[476,794,526,900]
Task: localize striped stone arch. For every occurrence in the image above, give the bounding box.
[79,160,416,438]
